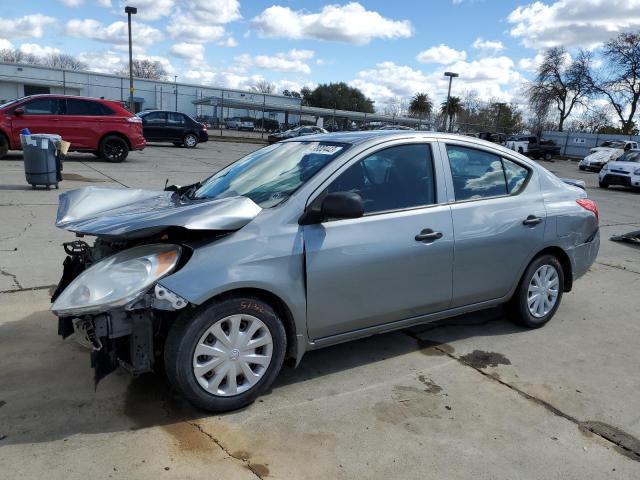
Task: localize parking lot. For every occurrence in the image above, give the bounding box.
[1,141,639,479]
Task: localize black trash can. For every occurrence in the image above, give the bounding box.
[21,134,63,189]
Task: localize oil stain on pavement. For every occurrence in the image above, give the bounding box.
[459,350,511,369]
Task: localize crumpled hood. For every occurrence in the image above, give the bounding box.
[55,186,262,239]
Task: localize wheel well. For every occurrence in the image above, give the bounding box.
[0,130,10,149]
[212,288,298,361]
[100,132,131,150]
[534,246,573,292]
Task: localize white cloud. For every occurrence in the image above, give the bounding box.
[416,44,466,64]
[0,14,56,40]
[59,0,84,6]
[352,56,524,109]
[235,50,315,75]
[472,38,505,52]
[518,53,545,72]
[65,19,162,51]
[97,0,112,6]
[77,50,124,74]
[19,43,61,57]
[0,39,14,50]
[507,0,640,49]
[170,42,205,66]
[119,0,176,21]
[183,68,265,90]
[252,2,412,45]
[218,37,238,47]
[189,0,241,23]
[166,18,227,42]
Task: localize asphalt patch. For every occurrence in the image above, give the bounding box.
[459,350,511,369]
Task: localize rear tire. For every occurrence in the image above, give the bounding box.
[544,152,553,161]
[599,181,609,188]
[579,166,586,171]
[99,135,129,163]
[506,254,564,328]
[164,296,286,412]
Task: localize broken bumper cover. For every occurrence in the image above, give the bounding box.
[57,284,189,384]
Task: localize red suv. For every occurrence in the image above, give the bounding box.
[0,94,145,162]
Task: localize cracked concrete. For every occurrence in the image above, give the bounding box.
[1,146,639,478]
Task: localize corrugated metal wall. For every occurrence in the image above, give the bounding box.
[543,131,640,158]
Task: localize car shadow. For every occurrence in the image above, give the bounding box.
[0,306,523,446]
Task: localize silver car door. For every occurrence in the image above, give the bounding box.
[303,141,454,340]
[442,141,546,307]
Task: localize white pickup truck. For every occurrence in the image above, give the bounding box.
[506,135,561,161]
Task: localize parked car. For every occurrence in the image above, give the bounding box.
[506,135,560,161]
[597,149,640,189]
[50,131,599,412]
[137,110,208,148]
[0,94,145,162]
[378,125,414,130]
[579,140,638,171]
[267,125,328,144]
[226,118,255,131]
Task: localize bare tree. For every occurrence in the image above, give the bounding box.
[527,47,592,132]
[251,80,275,94]
[119,59,168,80]
[41,53,87,71]
[382,96,409,117]
[587,32,640,134]
[0,48,39,65]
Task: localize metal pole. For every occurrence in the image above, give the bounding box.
[62,70,66,95]
[160,85,162,109]
[445,75,453,132]
[261,94,266,140]
[127,11,134,112]
[220,90,224,137]
[174,75,178,111]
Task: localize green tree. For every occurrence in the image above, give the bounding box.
[440,96,462,130]
[408,92,432,119]
[303,82,375,113]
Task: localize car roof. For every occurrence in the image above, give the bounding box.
[13,94,113,102]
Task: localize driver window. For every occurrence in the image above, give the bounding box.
[327,144,436,215]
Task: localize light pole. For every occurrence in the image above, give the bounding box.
[495,102,506,134]
[125,6,137,112]
[444,71,459,132]
[174,75,178,111]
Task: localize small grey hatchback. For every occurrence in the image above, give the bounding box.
[51,132,599,411]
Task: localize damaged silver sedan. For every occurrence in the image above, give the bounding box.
[51,132,600,412]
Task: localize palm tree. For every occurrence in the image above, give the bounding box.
[440,96,462,131]
[408,93,433,123]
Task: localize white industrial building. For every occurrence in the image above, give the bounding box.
[0,61,301,125]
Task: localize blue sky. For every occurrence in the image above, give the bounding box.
[1,1,639,110]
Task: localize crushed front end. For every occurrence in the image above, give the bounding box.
[51,238,190,384]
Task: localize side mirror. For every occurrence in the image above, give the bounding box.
[299,191,364,224]
[13,107,24,115]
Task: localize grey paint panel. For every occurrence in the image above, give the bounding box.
[55,186,261,238]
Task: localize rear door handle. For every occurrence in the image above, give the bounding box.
[523,215,543,226]
[415,228,443,242]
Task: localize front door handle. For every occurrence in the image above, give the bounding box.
[523,215,543,226]
[415,228,443,242]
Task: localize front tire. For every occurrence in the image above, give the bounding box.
[544,152,553,161]
[164,296,286,412]
[99,135,129,162]
[0,135,9,159]
[506,254,564,328]
[599,181,609,188]
[183,133,198,148]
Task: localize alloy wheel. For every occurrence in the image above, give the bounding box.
[104,139,126,161]
[527,264,560,318]
[192,314,273,396]
[184,134,197,148]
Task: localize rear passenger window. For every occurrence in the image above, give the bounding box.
[143,112,166,124]
[446,145,529,200]
[167,113,185,125]
[327,144,436,215]
[66,99,112,116]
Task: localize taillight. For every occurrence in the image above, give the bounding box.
[576,198,598,224]
[202,124,208,131]
[127,116,142,123]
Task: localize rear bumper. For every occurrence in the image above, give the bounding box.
[568,229,600,281]
[131,135,146,151]
[198,131,209,142]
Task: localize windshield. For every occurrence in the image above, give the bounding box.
[604,141,626,149]
[0,97,26,109]
[615,151,640,163]
[193,141,348,208]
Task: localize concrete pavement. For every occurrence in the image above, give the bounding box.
[1,144,639,478]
